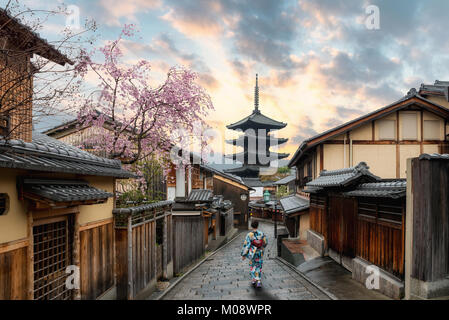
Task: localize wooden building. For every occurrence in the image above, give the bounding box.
[289,89,449,190]
[279,194,310,239]
[0,133,133,300]
[166,158,251,229]
[0,13,136,300]
[170,188,236,275]
[304,162,407,299]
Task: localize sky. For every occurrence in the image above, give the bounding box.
[6,0,449,160]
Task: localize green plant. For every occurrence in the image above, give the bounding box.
[277,166,290,174]
[276,185,289,198]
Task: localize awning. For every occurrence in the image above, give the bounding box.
[20,179,113,205]
[280,195,310,216]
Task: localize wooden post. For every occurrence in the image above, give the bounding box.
[204,216,209,247]
[162,209,168,279]
[152,209,156,282]
[127,214,133,300]
[26,211,34,300]
[72,211,81,300]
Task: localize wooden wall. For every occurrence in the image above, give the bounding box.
[0,240,28,300]
[80,221,114,300]
[213,177,249,229]
[309,194,327,239]
[356,198,405,278]
[411,157,449,282]
[172,215,204,275]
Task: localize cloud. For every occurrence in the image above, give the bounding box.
[98,0,162,26]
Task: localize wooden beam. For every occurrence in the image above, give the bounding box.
[396,111,400,178]
[319,145,324,172]
[420,110,424,154]
[26,212,33,300]
[0,238,29,254]
[79,217,113,232]
[73,212,81,300]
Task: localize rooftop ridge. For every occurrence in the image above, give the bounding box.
[0,132,121,169]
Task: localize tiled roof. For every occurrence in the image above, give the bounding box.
[200,163,252,189]
[0,9,73,65]
[225,150,289,162]
[226,110,287,130]
[242,177,274,188]
[211,195,233,210]
[343,180,406,199]
[305,162,379,189]
[22,179,112,203]
[419,153,449,160]
[186,189,214,202]
[279,195,310,215]
[112,200,174,215]
[274,175,296,185]
[0,132,134,178]
[419,80,449,101]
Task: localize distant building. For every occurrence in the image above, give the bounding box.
[225,74,289,178]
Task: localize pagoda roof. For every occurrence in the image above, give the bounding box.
[226,135,288,146]
[227,74,287,131]
[224,165,260,178]
[227,109,287,131]
[225,150,289,162]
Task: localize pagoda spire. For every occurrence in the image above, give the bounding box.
[254,74,259,112]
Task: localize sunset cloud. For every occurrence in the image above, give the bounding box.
[22,0,449,160]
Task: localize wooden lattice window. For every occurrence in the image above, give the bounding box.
[358,199,403,225]
[0,193,9,215]
[33,218,73,300]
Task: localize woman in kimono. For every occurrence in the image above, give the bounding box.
[241,220,268,288]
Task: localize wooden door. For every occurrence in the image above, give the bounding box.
[33,216,73,300]
[328,196,356,258]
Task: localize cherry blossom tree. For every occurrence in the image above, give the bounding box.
[75,25,214,170]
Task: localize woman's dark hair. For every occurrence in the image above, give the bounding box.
[251,220,259,229]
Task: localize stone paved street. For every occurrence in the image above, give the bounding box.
[163,222,330,300]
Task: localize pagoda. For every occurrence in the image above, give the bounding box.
[224,74,289,178]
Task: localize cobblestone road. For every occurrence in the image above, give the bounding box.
[163,222,330,300]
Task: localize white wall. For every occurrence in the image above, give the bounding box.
[175,167,186,197]
[167,187,176,201]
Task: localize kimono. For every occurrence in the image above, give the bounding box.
[241,230,268,283]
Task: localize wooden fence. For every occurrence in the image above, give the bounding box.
[309,194,327,238]
[220,208,234,236]
[114,202,172,300]
[172,215,204,275]
[356,198,405,279]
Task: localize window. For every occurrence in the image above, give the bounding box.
[401,113,417,140]
[378,120,395,140]
[423,120,440,141]
[0,113,10,137]
[0,194,9,215]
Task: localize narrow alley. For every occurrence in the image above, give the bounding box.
[162,222,330,300]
